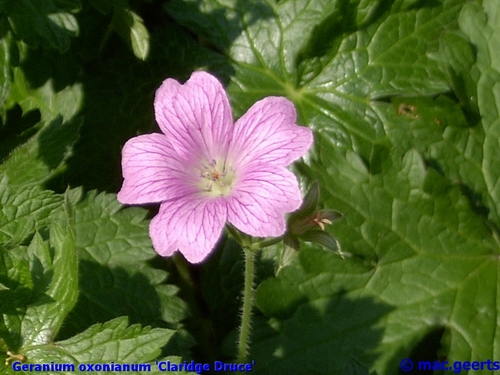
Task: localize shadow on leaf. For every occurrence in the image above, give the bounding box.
[250,291,392,374]
[57,260,166,340]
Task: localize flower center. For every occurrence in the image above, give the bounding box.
[198,159,235,197]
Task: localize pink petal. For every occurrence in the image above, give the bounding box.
[149,195,227,263]
[154,71,233,161]
[229,97,313,169]
[117,134,197,204]
[227,166,302,237]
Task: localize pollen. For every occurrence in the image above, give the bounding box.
[198,158,235,197]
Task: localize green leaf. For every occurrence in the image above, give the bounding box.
[0,244,33,349]
[4,0,80,51]
[112,7,150,60]
[0,217,78,352]
[72,191,155,265]
[252,143,499,374]
[168,0,500,373]
[0,32,12,109]
[252,246,385,374]
[59,191,189,339]
[458,0,500,223]
[0,116,81,188]
[168,0,460,156]
[2,317,174,375]
[0,174,62,246]
[19,223,78,349]
[6,66,83,123]
[56,317,172,363]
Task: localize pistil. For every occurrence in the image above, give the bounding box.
[199,158,235,197]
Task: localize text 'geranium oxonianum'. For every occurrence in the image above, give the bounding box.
[117,72,313,263]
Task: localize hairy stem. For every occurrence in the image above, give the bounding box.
[237,247,255,362]
[249,236,283,250]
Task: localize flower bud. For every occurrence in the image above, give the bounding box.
[289,209,343,235]
[286,181,343,253]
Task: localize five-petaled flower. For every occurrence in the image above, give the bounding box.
[117,72,313,263]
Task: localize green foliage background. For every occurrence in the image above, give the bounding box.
[1,0,499,374]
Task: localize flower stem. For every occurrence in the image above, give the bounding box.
[249,236,283,250]
[237,247,255,362]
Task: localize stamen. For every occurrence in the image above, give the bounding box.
[314,218,326,231]
[313,217,333,231]
[197,157,235,197]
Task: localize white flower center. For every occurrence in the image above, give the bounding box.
[198,159,235,197]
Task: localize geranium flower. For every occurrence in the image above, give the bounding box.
[117,72,313,263]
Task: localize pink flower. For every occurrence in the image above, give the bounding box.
[117,72,313,263]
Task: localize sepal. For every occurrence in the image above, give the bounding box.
[285,181,343,256]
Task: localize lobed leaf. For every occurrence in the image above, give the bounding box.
[168,0,500,373]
